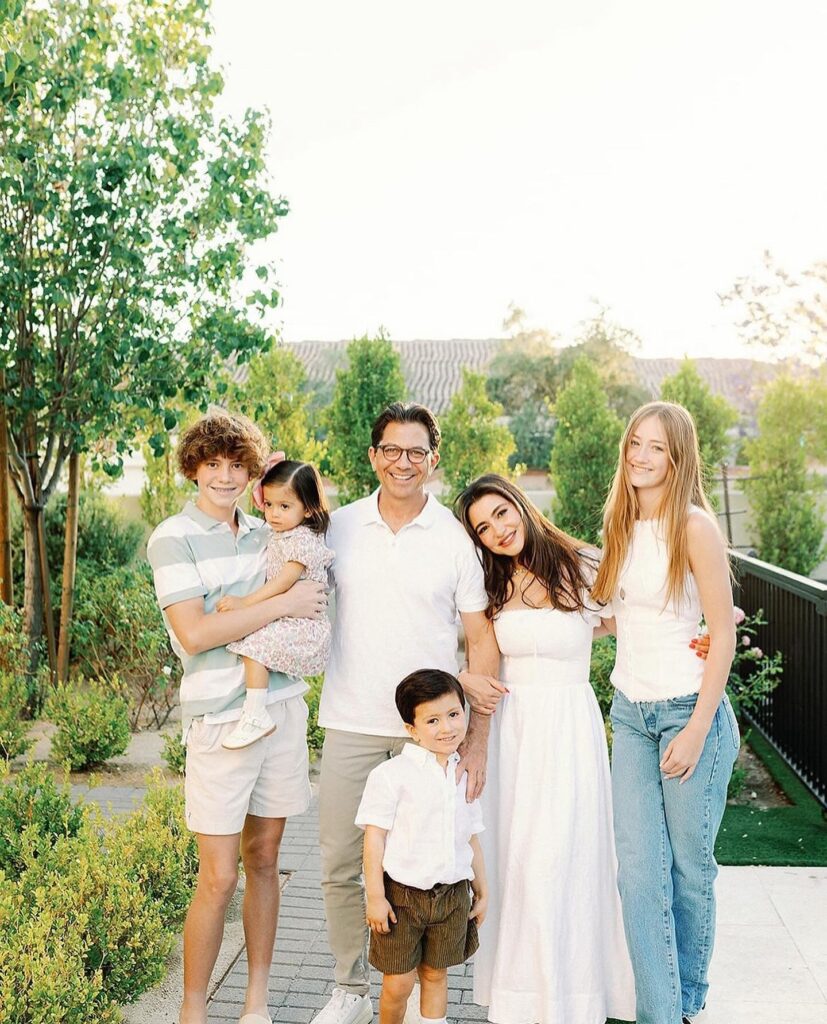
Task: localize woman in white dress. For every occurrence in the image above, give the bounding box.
[455,475,635,1024]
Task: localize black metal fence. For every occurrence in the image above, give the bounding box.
[732,552,827,808]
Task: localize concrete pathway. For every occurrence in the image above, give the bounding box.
[152,796,824,1024]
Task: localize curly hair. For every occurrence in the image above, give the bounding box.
[176,411,269,480]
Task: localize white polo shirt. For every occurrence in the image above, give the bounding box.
[355,744,484,889]
[321,490,488,737]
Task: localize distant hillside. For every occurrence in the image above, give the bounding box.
[233,339,781,418]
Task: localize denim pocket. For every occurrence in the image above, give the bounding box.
[722,695,740,750]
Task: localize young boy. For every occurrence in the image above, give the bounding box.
[355,669,488,1024]
[147,410,326,1024]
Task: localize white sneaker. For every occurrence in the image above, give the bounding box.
[311,988,372,1024]
[221,710,277,749]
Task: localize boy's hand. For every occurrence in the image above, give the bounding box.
[216,595,243,613]
[469,889,488,927]
[366,895,397,934]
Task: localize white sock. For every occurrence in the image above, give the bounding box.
[244,688,268,714]
[421,1017,447,1024]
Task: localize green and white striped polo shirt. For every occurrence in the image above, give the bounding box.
[147,500,307,738]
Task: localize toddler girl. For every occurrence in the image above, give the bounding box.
[218,455,334,749]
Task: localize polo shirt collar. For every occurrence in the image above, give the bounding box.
[182,499,260,536]
[401,742,460,770]
[361,488,439,530]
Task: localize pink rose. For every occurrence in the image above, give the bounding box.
[733,607,746,625]
[753,647,763,659]
[741,635,751,647]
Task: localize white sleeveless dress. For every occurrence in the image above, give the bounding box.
[473,604,636,1024]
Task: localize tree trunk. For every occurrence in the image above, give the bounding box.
[57,451,80,683]
[0,371,12,605]
[21,502,45,643]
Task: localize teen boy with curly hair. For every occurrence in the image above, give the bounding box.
[148,410,327,1024]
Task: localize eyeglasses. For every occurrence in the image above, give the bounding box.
[374,444,431,464]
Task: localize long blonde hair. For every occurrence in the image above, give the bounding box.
[592,401,718,606]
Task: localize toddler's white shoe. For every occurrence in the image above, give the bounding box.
[221,710,277,749]
[311,989,372,1024]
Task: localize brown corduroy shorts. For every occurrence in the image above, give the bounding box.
[368,874,479,975]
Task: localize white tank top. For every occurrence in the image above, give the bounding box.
[611,511,705,702]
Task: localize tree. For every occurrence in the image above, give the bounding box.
[550,358,623,545]
[440,370,520,506]
[721,251,827,364]
[486,306,560,469]
[660,358,738,487]
[324,333,406,505]
[227,342,327,466]
[743,376,827,575]
[557,306,650,420]
[0,0,286,653]
[487,304,647,469]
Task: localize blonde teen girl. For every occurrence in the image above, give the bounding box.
[592,402,739,1024]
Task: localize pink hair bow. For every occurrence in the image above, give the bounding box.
[252,451,286,510]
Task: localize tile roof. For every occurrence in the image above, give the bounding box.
[231,339,779,416]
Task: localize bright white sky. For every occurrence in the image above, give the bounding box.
[210,0,827,359]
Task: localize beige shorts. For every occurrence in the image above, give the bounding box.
[184,693,311,835]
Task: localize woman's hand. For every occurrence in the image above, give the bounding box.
[660,721,708,783]
[216,595,244,613]
[689,633,711,659]
[458,671,509,715]
[366,895,397,934]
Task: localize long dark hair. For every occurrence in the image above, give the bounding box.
[261,460,330,534]
[454,474,597,619]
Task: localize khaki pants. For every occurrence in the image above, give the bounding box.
[319,728,409,994]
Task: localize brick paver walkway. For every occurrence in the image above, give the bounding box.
[206,797,486,1023]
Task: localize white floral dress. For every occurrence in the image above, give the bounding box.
[227,525,334,678]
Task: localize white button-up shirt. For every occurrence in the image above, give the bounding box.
[355,743,485,889]
[322,490,488,737]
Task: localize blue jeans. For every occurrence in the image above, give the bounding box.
[610,689,739,1024]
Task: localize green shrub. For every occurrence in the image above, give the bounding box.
[17,812,173,1009]
[71,563,179,728]
[0,762,85,879]
[305,674,325,754]
[0,602,28,677]
[0,602,47,717]
[589,636,616,719]
[10,490,143,598]
[161,729,186,775]
[0,774,193,1022]
[0,873,121,1024]
[0,673,33,761]
[727,761,747,801]
[109,773,198,927]
[47,679,131,770]
[728,607,783,716]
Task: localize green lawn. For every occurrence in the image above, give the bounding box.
[715,728,827,866]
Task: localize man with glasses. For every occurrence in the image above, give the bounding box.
[314,402,502,1024]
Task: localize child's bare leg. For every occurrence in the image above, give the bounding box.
[379,970,417,1024]
[243,656,269,689]
[417,963,448,1021]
